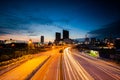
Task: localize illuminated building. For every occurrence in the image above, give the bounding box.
[4,39,16,44]
[28,39,35,49]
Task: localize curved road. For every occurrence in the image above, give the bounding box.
[64,47,120,80]
[0,47,120,80]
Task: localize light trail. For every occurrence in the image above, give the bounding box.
[0,47,120,80]
[63,47,94,80]
[72,49,120,80]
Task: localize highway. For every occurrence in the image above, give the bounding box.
[0,47,120,80]
[0,48,61,80]
[0,55,49,80]
[31,48,61,80]
[31,47,120,80]
[62,47,94,80]
[69,48,120,80]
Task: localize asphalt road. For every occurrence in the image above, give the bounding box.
[0,47,120,80]
[67,47,120,80]
[31,48,61,80]
[0,55,49,80]
[0,48,61,80]
[62,47,94,80]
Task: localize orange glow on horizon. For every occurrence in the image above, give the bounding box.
[0,34,54,42]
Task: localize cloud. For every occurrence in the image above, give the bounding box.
[0,10,71,36]
[0,2,73,41]
[0,31,10,35]
[27,15,53,25]
[88,20,120,38]
[0,27,13,35]
[55,19,70,23]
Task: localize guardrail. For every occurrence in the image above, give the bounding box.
[25,56,51,80]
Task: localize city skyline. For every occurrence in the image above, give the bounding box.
[0,1,120,79]
[0,0,120,42]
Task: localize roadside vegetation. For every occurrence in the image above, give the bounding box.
[0,48,47,62]
[74,44,120,64]
[88,50,99,58]
[0,42,54,68]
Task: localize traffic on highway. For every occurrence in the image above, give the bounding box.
[0,47,120,80]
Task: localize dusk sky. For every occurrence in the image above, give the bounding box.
[0,0,120,42]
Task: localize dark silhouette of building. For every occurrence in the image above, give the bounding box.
[91,38,96,44]
[115,38,120,49]
[54,30,73,44]
[41,36,44,44]
[54,32,61,44]
[84,35,89,44]
[63,30,69,39]
[85,38,89,42]
[55,32,61,41]
[0,40,4,44]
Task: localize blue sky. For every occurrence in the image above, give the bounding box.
[0,0,120,42]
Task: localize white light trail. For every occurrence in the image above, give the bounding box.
[63,47,94,80]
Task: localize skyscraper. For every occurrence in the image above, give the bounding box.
[54,30,72,44]
[55,32,61,41]
[41,36,44,44]
[63,30,69,39]
[55,32,61,44]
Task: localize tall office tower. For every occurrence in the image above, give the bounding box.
[55,32,61,41]
[41,36,44,44]
[63,30,69,39]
